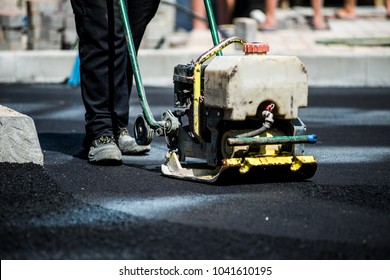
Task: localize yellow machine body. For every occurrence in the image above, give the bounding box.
[161,38,317,183]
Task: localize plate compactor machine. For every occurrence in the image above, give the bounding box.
[118,0,317,183]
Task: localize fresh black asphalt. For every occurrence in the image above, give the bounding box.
[1,84,389,259]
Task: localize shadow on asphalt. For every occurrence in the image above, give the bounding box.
[38,133,84,156]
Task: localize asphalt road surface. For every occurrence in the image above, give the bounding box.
[1,84,389,259]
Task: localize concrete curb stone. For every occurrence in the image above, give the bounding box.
[1,50,390,87]
[0,105,44,165]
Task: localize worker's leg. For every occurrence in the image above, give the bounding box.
[71,0,115,142]
[113,0,160,133]
[71,0,159,143]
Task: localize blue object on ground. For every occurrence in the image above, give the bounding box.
[67,55,80,87]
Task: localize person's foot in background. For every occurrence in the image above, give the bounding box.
[258,0,278,31]
[335,0,356,20]
[311,0,329,30]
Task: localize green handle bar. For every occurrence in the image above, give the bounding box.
[203,0,222,55]
[117,0,163,129]
[117,0,221,129]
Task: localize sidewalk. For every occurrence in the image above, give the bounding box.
[0,6,389,87]
[153,6,390,87]
[183,6,390,56]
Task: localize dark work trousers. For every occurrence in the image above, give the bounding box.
[70,0,160,146]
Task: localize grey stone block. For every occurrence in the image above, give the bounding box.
[48,29,62,42]
[233,17,257,43]
[62,0,73,13]
[1,14,24,28]
[42,40,62,50]
[300,54,367,87]
[26,38,41,50]
[0,105,44,165]
[39,28,61,43]
[3,29,22,40]
[27,26,42,40]
[0,40,24,50]
[366,55,390,87]
[64,29,77,44]
[65,15,75,29]
[29,13,42,27]
[42,13,64,30]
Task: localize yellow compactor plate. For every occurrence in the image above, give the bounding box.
[161,152,317,183]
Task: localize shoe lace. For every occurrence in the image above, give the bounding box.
[97,135,115,145]
[118,128,129,137]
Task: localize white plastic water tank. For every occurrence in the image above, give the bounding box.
[204,43,308,120]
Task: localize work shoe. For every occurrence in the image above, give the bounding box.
[88,135,122,165]
[117,128,151,155]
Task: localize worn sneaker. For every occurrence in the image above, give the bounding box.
[117,128,151,155]
[88,135,122,165]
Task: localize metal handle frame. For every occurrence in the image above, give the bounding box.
[192,37,246,140]
[116,0,222,132]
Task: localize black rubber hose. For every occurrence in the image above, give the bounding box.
[235,111,274,138]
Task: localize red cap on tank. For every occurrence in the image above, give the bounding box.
[243,42,269,54]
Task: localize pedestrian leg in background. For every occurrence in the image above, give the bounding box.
[258,0,278,31]
[311,0,329,30]
[335,0,357,20]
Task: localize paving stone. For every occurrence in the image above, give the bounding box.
[0,105,44,165]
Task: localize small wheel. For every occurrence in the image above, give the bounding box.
[221,131,235,159]
[178,149,185,162]
[133,114,154,145]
